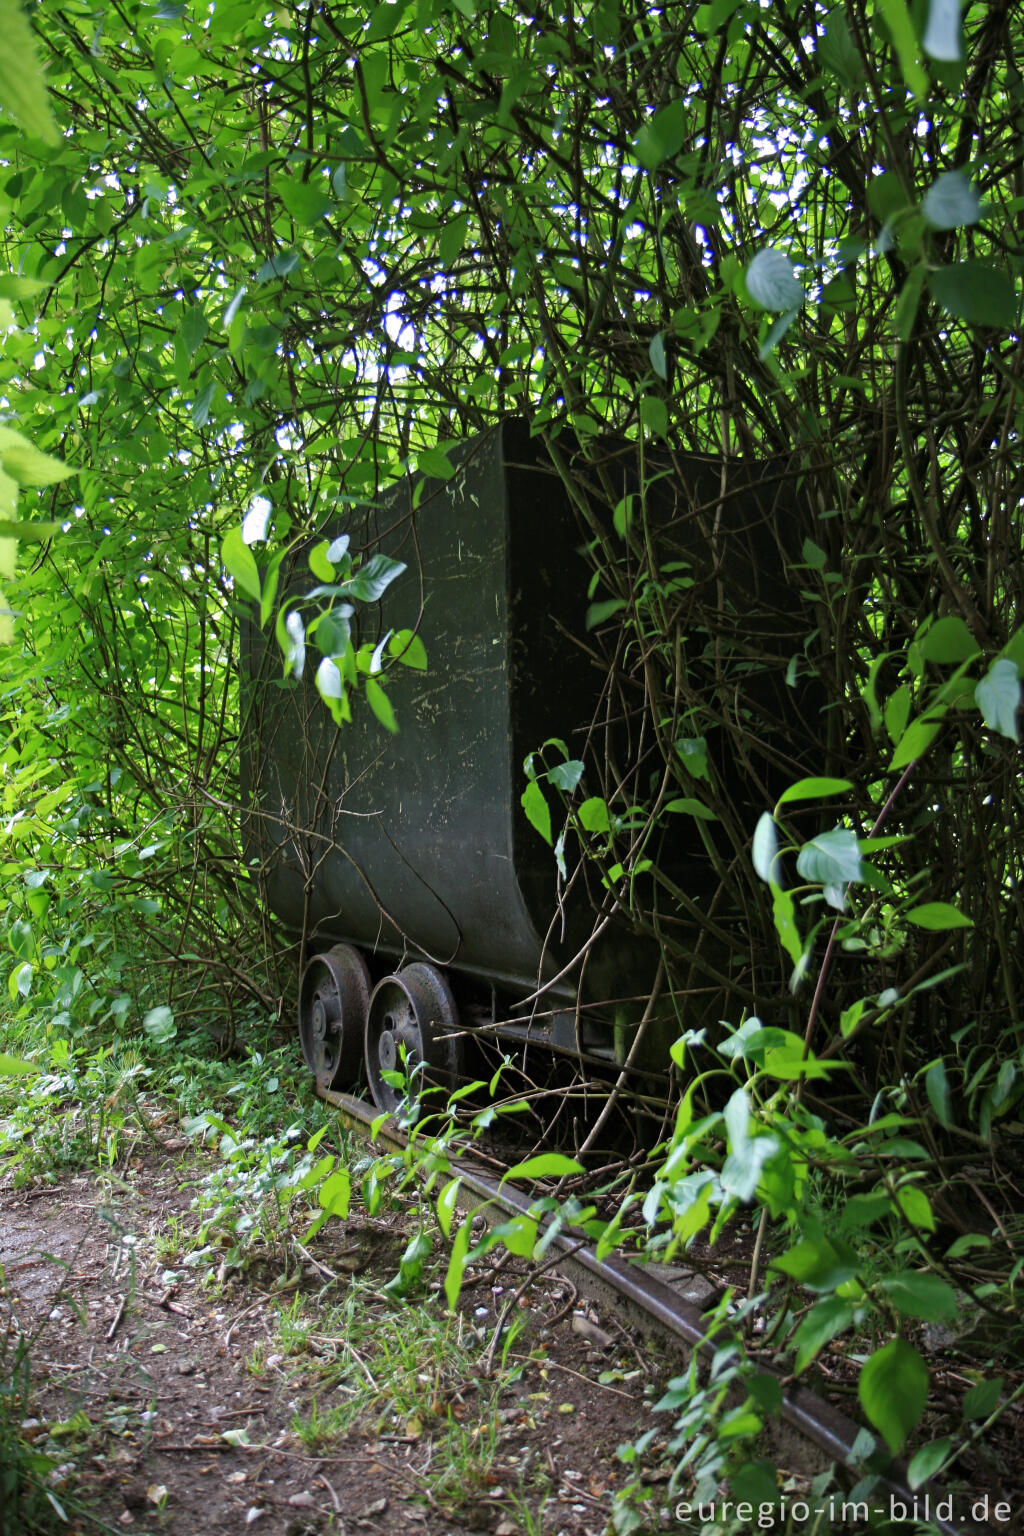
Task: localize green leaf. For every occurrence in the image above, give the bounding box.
[318,1168,351,1218]
[635,100,687,169]
[648,331,668,381]
[417,445,456,479]
[919,614,979,663]
[344,553,406,602]
[577,796,610,833]
[908,1437,952,1491]
[817,7,864,88]
[639,394,668,439]
[890,715,942,770]
[925,1059,954,1128]
[8,919,34,960]
[548,759,584,791]
[793,1297,855,1374]
[0,1052,37,1075]
[0,428,75,487]
[180,306,208,355]
[8,963,32,1002]
[142,1005,176,1044]
[0,274,47,300]
[521,779,552,844]
[585,597,627,629]
[894,264,927,343]
[929,263,1019,330]
[436,1177,460,1239]
[220,526,261,603]
[922,171,981,231]
[664,796,717,821]
[501,1153,584,1183]
[439,214,470,267]
[859,1338,928,1453]
[895,1185,934,1231]
[255,248,301,283]
[904,902,972,930]
[746,248,803,312]
[752,812,778,883]
[801,536,827,570]
[923,0,961,60]
[776,777,852,807]
[875,0,928,99]
[975,657,1020,741]
[389,629,427,669]
[771,884,802,966]
[963,1376,1002,1421]
[278,176,331,225]
[881,1271,958,1322]
[868,171,912,225]
[795,826,862,888]
[771,1235,859,1291]
[444,1215,471,1310]
[0,518,59,542]
[309,540,335,582]
[492,1215,539,1257]
[313,608,351,660]
[0,0,60,143]
[365,676,397,733]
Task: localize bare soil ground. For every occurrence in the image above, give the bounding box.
[1,1148,666,1536]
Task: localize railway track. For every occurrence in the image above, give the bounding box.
[320,1087,978,1536]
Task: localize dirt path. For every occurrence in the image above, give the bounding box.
[1,1150,661,1535]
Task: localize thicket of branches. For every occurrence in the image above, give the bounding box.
[1,0,1021,1128]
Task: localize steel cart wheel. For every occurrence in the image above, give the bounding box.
[298,944,371,1090]
[364,962,463,1115]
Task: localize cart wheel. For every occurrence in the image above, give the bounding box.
[298,944,370,1090]
[364,962,462,1115]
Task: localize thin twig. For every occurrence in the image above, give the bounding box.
[105,1294,127,1342]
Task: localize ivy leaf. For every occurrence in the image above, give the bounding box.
[858,1337,928,1453]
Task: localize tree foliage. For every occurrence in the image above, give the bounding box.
[2,0,1024,1487]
